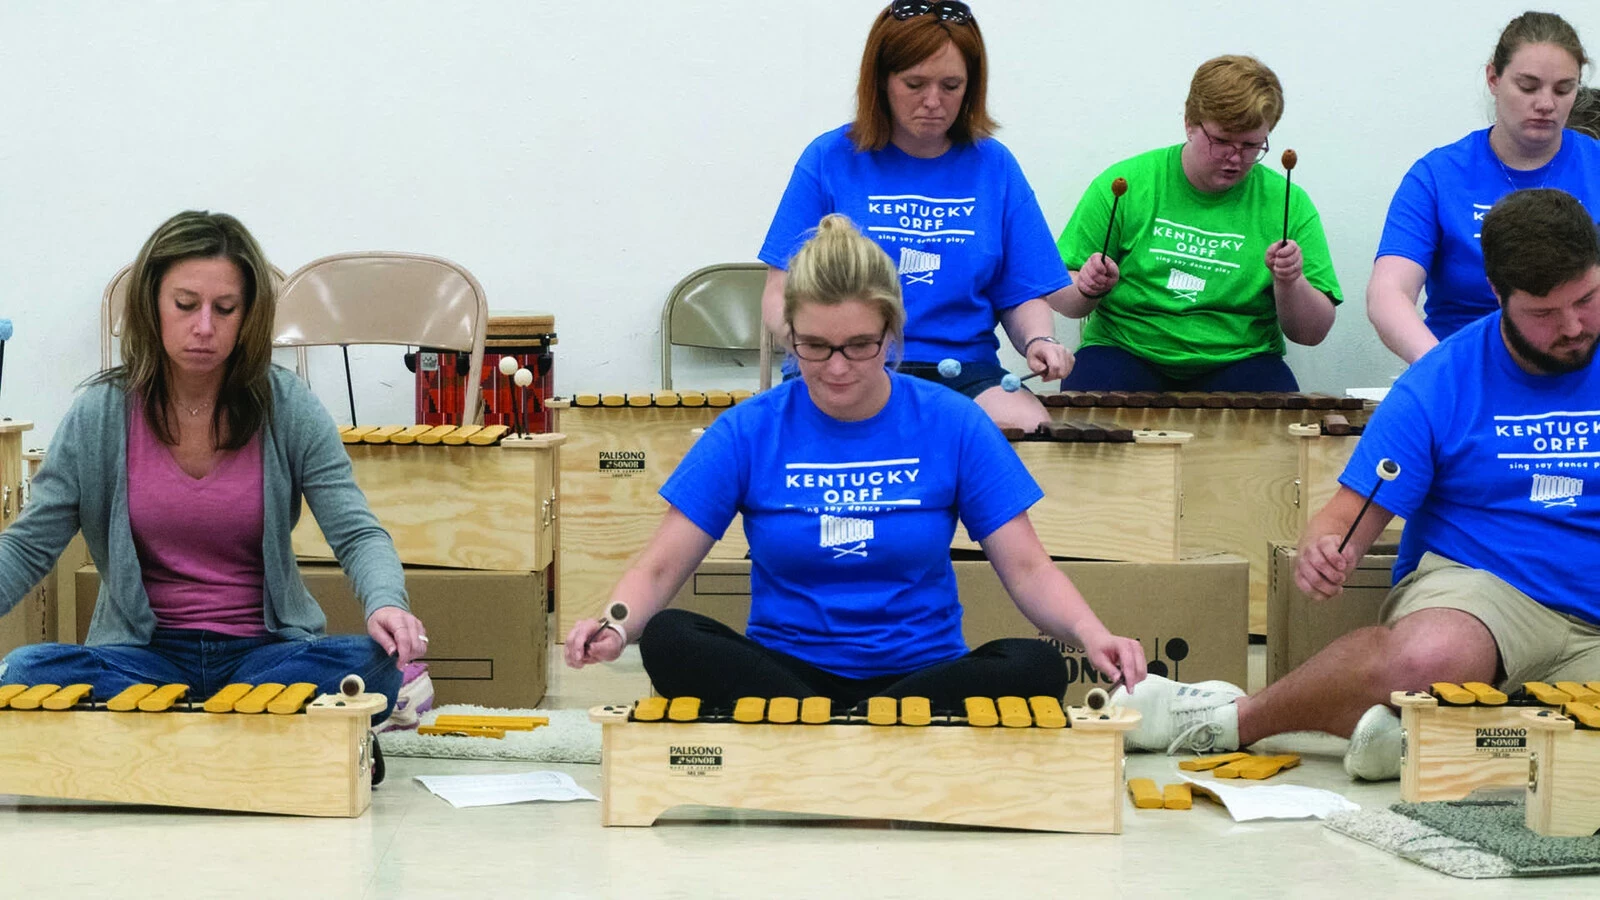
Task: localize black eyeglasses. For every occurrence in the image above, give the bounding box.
[890,0,974,25]
[1197,124,1269,163]
[791,330,889,362]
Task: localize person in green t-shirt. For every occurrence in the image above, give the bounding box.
[1051,55,1342,391]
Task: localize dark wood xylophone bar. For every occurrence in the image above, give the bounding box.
[1001,421,1136,443]
[1043,391,1363,411]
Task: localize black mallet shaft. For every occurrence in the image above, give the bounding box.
[1338,457,1400,553]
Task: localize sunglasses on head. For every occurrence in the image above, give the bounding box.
[890,0,974,25]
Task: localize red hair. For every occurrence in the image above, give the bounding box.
[848,7,995,152]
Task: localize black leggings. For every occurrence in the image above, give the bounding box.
[638,609,1067,711]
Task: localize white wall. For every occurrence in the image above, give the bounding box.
[2,0,1593,446]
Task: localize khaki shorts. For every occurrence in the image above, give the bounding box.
[1381,552,1600,690]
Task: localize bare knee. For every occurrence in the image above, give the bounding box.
[1381,611,1498,690]
[975,389,1049,431]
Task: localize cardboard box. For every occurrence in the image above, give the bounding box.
[1265,542,1396,684]
[671,553,1250,706]
[76,563,548,709]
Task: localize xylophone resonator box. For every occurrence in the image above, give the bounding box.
[292,425,563,572]
[551,392,752,640]
[0,680,386,817]
[1393,681,1595,802]
[590,694,1139,833]
[1523,700,1600,836]
[952,422,1190,563]
[1042,391,1374,634]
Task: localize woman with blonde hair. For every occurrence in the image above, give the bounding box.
[759,2,1072,430]
[1369,11,1600,363]
[569,215,1145,709]
[1055,55,1342,391]
[0,211,425,781]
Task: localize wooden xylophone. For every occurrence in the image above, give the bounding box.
[338,423,512,446]
[1392,680,1599,802]
[1291,417,1403,541]
[1040,391,1377,634]
[589,694,1140,833]
[551,389,1198,639]
[0,678,386,816]
[292,425,564,572]
[955,422,1193,563]
[550,391,755,641]
[1523,697,1600,836]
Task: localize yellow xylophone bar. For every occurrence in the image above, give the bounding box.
[0,682,328,715]
[1431,680,1600,707]
[340,424,512,446]
[625,696,1071,728]
[1565,702,1600,728]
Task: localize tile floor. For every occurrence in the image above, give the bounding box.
[2,641,1594,899]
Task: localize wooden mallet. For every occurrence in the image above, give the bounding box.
[1099,176,1128,264]
[1280,149,1297,247]
[1337,457,1400,553]
[583,601,632,657]
[1084,671,1126,716]
[513,367,535,436]
[498,356,520,432]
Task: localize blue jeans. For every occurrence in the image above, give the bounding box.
[0,630,401,725]
[1061,345,1300,392]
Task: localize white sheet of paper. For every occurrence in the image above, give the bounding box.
[414,771,599,808]
[1344,387,1390,402]
[1180,774,1359,821]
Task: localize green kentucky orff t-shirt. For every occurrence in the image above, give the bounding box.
[1057,144,1342,377]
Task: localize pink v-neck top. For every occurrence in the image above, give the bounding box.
[126,404,268,636]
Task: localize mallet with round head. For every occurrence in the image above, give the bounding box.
[1280,149,1298,247]
[512,367,534,436]
[1099,177,1128,265]
[1337,458,1400,554]
[583,601,632,656]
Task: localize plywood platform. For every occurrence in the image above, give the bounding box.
[591,701,1139,833]
[0,690,385,816]
[1043,399,1376,634]
[293,433,562,572]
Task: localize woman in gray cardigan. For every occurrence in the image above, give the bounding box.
[0,212,426,760]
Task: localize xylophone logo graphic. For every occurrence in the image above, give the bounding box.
[598,449,646,475]
[898,247,941,286]
[1474,727,1527,757]
[820,514,874,558]
[1165,268,1207,304]
[1529,473,1583,509]
[668,744,724,777]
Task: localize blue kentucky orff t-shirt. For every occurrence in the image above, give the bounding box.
[759,125,1070,367]
[1341,312,1600,626]
[660,372,1044,678]
[1376,128,1600,341]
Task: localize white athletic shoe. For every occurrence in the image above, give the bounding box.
[1344,704,1403,781]
[1112,675,1244,754]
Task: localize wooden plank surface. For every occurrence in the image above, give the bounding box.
[1525,711,1600,836]
[1396,697,1535,802]
[0,701,378,816]
[595,707,1136,832]
[952,440,1183,562]
[1051,405,1374,634]
[554,404,742,630]
[293,440,558,571]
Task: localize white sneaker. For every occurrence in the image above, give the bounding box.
[1112,675,1244,754]
[1344,704,1402,781]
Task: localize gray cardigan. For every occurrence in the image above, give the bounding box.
[0,366,408,645]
